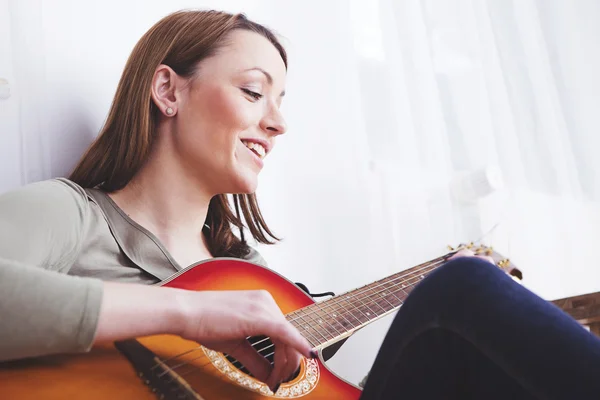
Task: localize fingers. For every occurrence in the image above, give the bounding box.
[450,249,495,265]
[189,289,316,393]
[449,249,475,259]
[282,343,301,382]
[241,292,313,392]
[227,340,272,384]
[266,340,287,392]
[265,342,303,393]
[263,319,314,360]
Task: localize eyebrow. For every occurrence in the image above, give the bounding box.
[244,67,286,97]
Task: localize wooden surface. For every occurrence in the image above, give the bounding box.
[552,291,600,336]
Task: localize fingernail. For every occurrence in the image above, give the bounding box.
[272,383,281,393]
[310,350,318,359]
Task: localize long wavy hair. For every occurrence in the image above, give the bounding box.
[69,10,284,258]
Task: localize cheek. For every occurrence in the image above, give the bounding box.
[200,88,255,136]
[179,86,258,181]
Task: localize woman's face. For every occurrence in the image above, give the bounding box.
[171,29,287,195]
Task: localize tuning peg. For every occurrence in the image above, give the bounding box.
[447,245,454,251]
[485,247,493,256]
[466,242,474,249]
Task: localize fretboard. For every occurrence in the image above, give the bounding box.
[286,254,451,349]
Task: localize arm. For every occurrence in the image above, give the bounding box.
[0,180,312,390]
[95,282,314,392]
[0,259,312,391]
[0,179,100,361]
[0,258,102,361]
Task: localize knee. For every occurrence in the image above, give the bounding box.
[410,256,503,300]
[436,256,504,285]
[439,255,500,278]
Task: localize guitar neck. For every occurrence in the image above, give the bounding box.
[286,253,452,349]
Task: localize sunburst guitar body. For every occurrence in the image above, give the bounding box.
[0,244,522,399]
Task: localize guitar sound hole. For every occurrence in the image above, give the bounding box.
[224,335,301,382]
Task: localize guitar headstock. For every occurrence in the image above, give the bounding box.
[447,243,523,282]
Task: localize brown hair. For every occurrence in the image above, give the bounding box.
[69,10,285,258]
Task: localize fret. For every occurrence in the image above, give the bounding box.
[385,285,404,303]
[375,279,399,307]
[298,310,336,343]
[335,297,371,325]
[374,289,395,308]
[332,297,367,327]
[394,278,411,299]
[290,303,349,346]
[343,296,372,322]
[284,257,446,348]
[290,315,320,347]
[320,304,355,335]
[350,293,382,321]
[308,305,345,338]
[361,287,390,314]
[394,271,420,297]
[294,313,330,346]
[375,277,403,303]
[377,278,405,306]
[320,300,358,332]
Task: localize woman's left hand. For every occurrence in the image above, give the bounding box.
[449,248,495,265]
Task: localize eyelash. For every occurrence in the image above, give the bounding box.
[241,88,263,101]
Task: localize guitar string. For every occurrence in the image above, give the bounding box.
[153,248,509,383]
[286,256,450,326]
[152,256,448,377]
[159,260,446,382]
[287,245,501,332]
[259,251,507,359]
[150,255,447,373]
[163,253,512,385]
[154,261,440,380]
[225,259,448,366]
[152,257,450,379]
[286,254,451,324]
[156,244,510,380]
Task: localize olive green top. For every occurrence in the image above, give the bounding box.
[0,178,266,361]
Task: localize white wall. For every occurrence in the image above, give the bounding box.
[0,0,20,191]
[2,0,600,386]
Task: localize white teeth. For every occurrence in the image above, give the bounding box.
[242,140,266,158]
[255,144,266,157]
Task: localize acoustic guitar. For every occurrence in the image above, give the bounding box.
[0,243,521,399]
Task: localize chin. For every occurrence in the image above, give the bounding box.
[229,174,258,195]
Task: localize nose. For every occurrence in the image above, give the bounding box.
[260,106,287,136]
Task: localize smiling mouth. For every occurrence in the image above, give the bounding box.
[241,140,266,159]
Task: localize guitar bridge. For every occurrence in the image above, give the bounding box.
[114,339,204,400]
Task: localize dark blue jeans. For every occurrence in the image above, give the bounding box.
[360,257,600,399]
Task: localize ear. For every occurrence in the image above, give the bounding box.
[151,64,179,117]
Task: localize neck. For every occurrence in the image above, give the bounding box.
[285,254,452,349]
[109,144,213,239]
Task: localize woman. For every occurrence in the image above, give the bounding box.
[0,9,598,399]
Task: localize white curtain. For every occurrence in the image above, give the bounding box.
[1,0,599,386]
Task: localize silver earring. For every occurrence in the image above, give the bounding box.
[166,107,174,115]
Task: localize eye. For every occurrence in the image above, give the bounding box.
[241,88,263,101]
